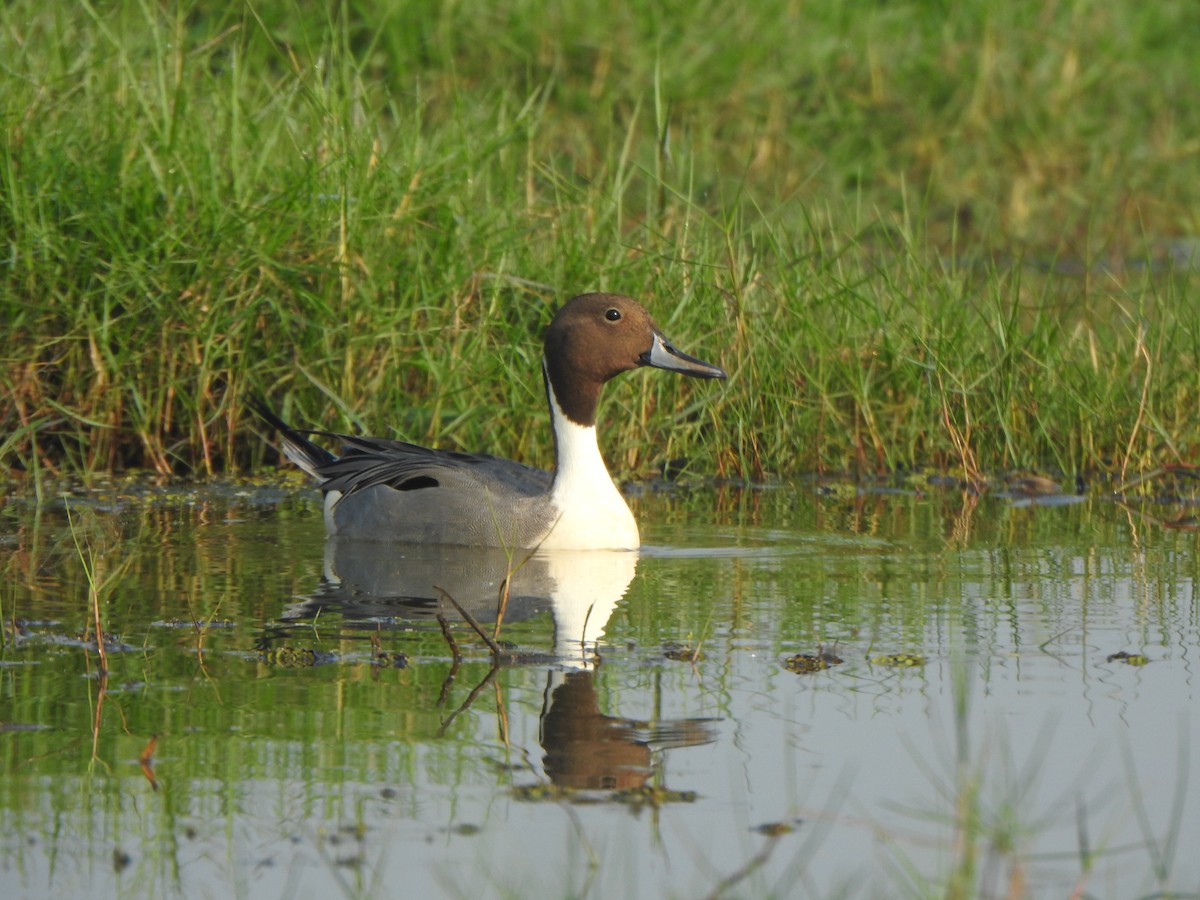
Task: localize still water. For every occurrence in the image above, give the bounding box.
[1,479,1198,899]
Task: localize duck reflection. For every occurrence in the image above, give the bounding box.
[274,539,719,791]
[540,670,718,790]
[279,539,640,666]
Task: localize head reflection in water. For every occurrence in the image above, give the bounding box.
[540,671,717,790]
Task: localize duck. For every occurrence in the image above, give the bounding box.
[256,292,726,550]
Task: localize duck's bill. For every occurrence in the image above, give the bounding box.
[640,332,727,379]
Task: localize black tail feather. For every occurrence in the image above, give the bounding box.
[250,397,338,472]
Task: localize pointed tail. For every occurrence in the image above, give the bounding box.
[251,398,335,482]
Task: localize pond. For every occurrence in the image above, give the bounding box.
[1,478,1197,899]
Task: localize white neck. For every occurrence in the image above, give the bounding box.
[540,387,639,550]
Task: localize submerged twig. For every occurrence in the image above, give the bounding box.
[436,586,503,661]
[437,665,500,737]
[1113,498,1200,531]
[435,613,462,708]
[1115,463,1200,498]
[1113,466,1163,495]
[435,612,461,662]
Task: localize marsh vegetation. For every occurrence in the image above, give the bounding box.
[2,0,1198,483]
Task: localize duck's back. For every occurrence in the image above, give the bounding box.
[321,442,558,547]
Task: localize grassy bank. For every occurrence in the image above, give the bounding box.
[2,0,1198,483]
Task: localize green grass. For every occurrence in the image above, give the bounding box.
[2,0,1198,482]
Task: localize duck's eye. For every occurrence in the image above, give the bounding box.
[605,308,622,322]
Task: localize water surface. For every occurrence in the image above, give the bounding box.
[1,480,1197,899]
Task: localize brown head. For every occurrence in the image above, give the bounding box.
[542,293,726,426]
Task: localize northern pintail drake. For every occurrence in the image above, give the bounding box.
[257,293,725,549]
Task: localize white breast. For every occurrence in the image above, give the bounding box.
[540,392,639,550]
